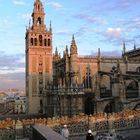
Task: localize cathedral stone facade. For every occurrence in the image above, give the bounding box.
[26,0,140,116]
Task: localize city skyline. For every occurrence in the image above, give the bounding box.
[0,0,140,90]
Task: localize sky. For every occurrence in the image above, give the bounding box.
[0,0,140,90]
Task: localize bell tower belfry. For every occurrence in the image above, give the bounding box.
[26,0,52,114]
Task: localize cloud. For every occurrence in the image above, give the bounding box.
[134,35,140,40]
[74,26,92,37]
[0,18,14,34]
[116,17,140,44]
[0,67,25,74]
[107,0,140,14]
[47,1,62,9]
[0,72,25,90]
[54,30,70,35]
[21,14,31,21]
[86,0,140,16]
[105,27,122,38]
[55,26,94,37]
[0,53,25,90]
[96,27,130,47]
[115,0,140,9]
[0,19,13,30]
[74,13,105,24]
[13,0,25,5]
[91,50,121,57]
[99,27,126,44]
[119,17,140,31]
[0,53,25,73]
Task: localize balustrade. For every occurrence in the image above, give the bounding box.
[0,110,140,139]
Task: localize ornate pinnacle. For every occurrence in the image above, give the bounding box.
[49,20,52,32]
[71,34,76,46]
[65,45,68,56]
[123,41,126,54]
[134,43,136,50]
[55,47,58,56]
[70,34,77,55]
[98,48,100,58]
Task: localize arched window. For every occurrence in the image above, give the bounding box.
[48,39,51,46]
[34,38,37,46]
[127,80,138,90]
[38,5,40,11]
[30,38,33,46]
[84,66,92,88]
[84,75,92,88]
[44,39,47,46]
[39,35,42,46]
[37,17,41,25]
[126,80,138,98]
[104,102,115,113]
[40,99,43,106]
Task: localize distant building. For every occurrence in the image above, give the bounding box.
[26,0,140,116]
[14,96,27,114]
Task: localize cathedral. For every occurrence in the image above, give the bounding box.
[26,0,140,117]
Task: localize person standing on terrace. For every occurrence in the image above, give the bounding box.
[86,129,94,140]
[61,124,70,139]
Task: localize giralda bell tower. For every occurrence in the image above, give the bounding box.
[26,0,52,114]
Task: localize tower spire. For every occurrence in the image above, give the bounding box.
[32,0,45,28]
